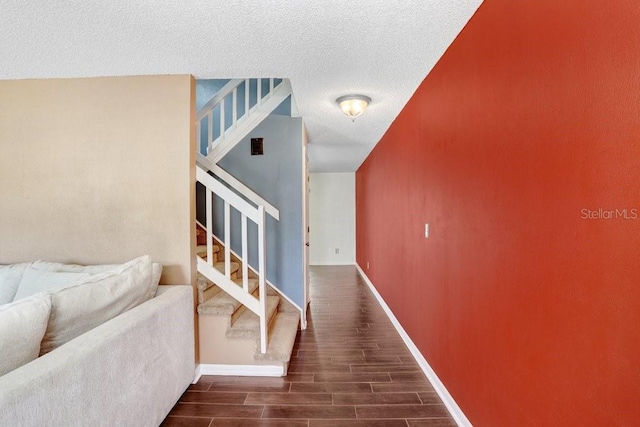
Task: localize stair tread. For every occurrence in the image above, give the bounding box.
[196,244,221,255]
[215,261,239,274]
[227,296,279,338]
[255,311,301,363]
[196,270,225,304]
[196,262,240,291]
[197,278,259,315]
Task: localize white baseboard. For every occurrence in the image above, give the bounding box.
[309,261,355,266]
[195,363,285,377]
[355,264,472,427]
[192,365,203,384]
[300,300,310,330]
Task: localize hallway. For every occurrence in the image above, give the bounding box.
[163,265,455,426]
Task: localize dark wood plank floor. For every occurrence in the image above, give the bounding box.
[162,265,455,426]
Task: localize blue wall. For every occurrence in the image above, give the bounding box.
[196,79,229,110]
[196,115,304,308]
[221,115,304,307]
[271,95,292,117]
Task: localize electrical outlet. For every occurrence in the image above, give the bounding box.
[335,248,339,254]
[367,262,370,269]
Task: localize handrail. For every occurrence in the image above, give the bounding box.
[196,164,268,353]
[196,166,260,223]
[196,78,287,158]
[196,152,280,221]
[196,79,244,121]
[208,79,290,163]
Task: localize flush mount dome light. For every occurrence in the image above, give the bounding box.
[336,94,371,120]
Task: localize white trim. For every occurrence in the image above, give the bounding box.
[197,257,260,315]
[195,221,304,321]
[257,205,268,354]
[196,166,260,223]
[355,264,472,427]
[196,153,280,221]
[196,79,244,121]
[196,363,285,377]
[208,80,292,163]
[300,300,309,330]
[310,261,355,266]
[301,125,310,332]
[193,365,203,384]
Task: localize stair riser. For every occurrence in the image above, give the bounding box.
[194,184,298,370]
[198,285,221,305]
[254,312,300,363]
[226,307,277,340]
[198,313,288,372]
[266,286,299,313]
[197,254,219,264]
[226,295,279,339]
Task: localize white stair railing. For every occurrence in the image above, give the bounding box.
[196,153,279,220]
[196,79,243,155]
[195,77,289,354]
[196,165,269,353]
[196,78,291,163]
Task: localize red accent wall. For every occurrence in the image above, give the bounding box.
[356,1,640,425]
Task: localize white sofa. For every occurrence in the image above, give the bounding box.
[0,259,195,426]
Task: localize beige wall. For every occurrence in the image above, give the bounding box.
[0,75,196,286]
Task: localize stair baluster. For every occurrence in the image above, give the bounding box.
[196,166,268,352]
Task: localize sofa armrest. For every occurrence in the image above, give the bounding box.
[155,284,188,297]
[0,285,194,427]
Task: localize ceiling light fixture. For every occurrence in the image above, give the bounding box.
[336,95,371,121]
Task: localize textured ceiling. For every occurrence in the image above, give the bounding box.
[0,0,482,172]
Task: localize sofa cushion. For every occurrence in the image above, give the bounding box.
[40,255,154,356]
[31,260,121,274]
[0,263,30,305]
[30,260,162,300]
[0,293,52,376]
[13,269,91,302]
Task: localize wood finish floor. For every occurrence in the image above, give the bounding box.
[162,265,455,426]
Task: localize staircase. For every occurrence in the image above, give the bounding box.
[194,78,300,377]
[195,229,299,375]
[197,78,292,162]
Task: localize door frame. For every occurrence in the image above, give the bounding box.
[301,124,310,329]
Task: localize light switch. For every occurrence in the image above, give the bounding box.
[425,223,429,238]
